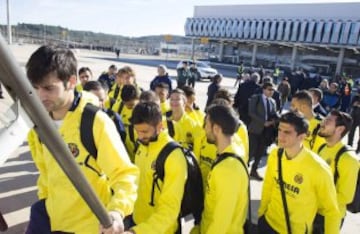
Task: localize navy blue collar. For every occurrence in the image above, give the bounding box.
[68,90,82,112]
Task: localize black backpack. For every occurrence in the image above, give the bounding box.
[318,144,360,213]
[149,141,204,224]
[80,103,127,158]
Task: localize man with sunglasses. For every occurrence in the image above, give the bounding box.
[248,82,278,180]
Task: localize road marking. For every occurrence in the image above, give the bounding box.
[0,186,37,199]
[3,207,30,227]
[0,171,38,179]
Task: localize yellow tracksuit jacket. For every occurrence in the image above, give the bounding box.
[186,107,205,126]
[160,101,170,115]
[132,131,187,234]
[318,141,359,218]
[165,112,198,149]
[193,123,249,190]
[27,92,138,234]
[259,147,341,234]
[192,144,248,234]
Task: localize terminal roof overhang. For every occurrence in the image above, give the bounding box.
[184,2,360,48]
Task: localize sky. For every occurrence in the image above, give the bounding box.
[0,0,358,37]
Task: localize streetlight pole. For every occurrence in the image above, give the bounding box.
[6,0,12,44]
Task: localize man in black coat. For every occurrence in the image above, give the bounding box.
[248,82,278,180]
[233,73,260,125]
[309,88,327,118]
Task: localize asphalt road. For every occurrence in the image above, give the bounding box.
[0,45,359,234]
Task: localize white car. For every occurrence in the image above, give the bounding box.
[176,60,218,81]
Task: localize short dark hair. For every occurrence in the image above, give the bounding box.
[212,74,222,83]
[131,102,162,126]
[78,67,92,76]
[206,104,240,136]
[309,88,323,101]
[279,111,309,135]
[181,85,195,97]
[121,84,140,102]
[292,90,313,107]
[170,88,186,97]
[109,64,117,70]
[26,45,77,85]
[214,88,233,103]
[140,90,159,103]
[210,98,231,107]
[262,82,274,90]
[330,110,353,137]
[83,81,105,92]
[155,82,169,90]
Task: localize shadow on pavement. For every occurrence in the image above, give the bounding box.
[2,221,28,234]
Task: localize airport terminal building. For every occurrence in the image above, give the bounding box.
[185,2,360,77]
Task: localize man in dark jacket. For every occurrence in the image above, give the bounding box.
[176,61,192,89]
[233,73,261,125]
[348,94,360,153]
[150,64,172,92]
[309,88,327,118]
[248,82,278,180]
[98,64,117,90]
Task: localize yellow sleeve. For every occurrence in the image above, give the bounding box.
[202,164,247,234]
[237,124,249,164]
[93,111,139,217]
[192,126,204,161]
[27,129,48,200]
[133,148,187,234]
[258,149,276,217]
[316,165,341,234]
[336,153,359,212]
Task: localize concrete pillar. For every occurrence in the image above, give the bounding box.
[191,38,195,61]
[336,48,345,75]
[219,41,224,62]
[237,44,242,63]
[291,46,298,70]
[7,0,12,45]
[251,44,258,66]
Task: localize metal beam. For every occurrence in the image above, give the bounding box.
[6,0,12,44]
[336,48,345,74]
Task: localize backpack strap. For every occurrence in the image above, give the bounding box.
[334,145,353,184]
[211,153,251,228]
[149,141,180,206]
[81,103,100,159]
[318,143,327,154]
[167,120,175,138]
[128,124,139,154]
[117,101,125,115]
[310,123,321,150]
[278,148,292,234]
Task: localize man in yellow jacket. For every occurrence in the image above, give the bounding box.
[192,104,248,234]
[291,90,326,153]
[25,46,138,234]
[258,111,341,234]
[125,102,187,234]
[165,88,199,149]
[193,97,249,191]
[316,110,359,232]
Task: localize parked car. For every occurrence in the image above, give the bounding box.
[176,60,218,81]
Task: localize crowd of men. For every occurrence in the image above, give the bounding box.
[23,45,358,234]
